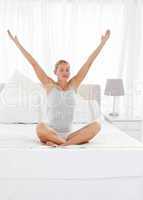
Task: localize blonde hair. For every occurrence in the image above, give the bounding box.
[54,59,69,73]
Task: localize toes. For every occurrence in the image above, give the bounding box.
[46,141,58,147]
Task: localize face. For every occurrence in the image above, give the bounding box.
[55,63,70,80]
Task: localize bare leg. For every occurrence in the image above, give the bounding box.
[36,122,66,145]
[60,121,101,146]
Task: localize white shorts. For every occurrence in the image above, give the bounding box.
[44,118,101,139]
[48,123,86,139]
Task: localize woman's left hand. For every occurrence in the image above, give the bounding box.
[101,29,111,44]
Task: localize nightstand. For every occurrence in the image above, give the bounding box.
[104,113,143,142]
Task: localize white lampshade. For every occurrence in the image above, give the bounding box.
[104,79,124,96]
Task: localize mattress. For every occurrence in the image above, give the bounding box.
[0,119,143,179]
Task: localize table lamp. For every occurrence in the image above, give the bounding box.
[104,79,125,117]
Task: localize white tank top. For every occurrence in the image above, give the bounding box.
[46,84,77,132]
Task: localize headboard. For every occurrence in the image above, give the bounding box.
[0,82,101,123]
[77,84,101,106]
[0,82,101,106]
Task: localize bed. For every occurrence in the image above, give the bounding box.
[0,81,143,200]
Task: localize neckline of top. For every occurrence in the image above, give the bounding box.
[46,83,77,96]
[54,83,73,92]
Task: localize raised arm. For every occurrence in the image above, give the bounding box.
[7,30,55,88]
[69,30,111,88]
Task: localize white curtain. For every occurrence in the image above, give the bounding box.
[117,0,143,117]
[0,0,142,117]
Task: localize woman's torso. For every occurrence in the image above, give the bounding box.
[45,82,77,132]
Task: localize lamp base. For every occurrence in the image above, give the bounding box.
[109,112,119,117]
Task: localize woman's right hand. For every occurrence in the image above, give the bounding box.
[101,29,111,44]
[7,30,19,45]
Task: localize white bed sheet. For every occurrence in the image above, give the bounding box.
[0,119,142,149]
[0,119,143,179]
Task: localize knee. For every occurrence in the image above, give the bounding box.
[36,122,45,135]
[36,122,43,130]
[36,122,46,143]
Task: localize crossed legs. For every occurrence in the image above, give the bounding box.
[36,122,66,147]
[36,121,101,147]
[63,120,101,146]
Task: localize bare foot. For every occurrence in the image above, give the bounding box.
[59,141,72,146]
[46,141,58,147]
[59,140,90,146]
[56,136,66,144]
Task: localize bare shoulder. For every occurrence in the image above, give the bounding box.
[42,80,56,94]
[68,76,80,91]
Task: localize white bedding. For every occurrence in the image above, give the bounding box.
[0,119,142,149]
[0,119,143,180]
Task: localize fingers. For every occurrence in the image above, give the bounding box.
[7,29,10,34]
[7,29,12,36]
[106,29,111,37]
[106,29,110,34]
[7,29,14,40]
[102,29,111,41]
[7,30,11,37]
[7,30,19,44]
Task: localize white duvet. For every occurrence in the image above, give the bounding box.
[0,119,143,179]
[0,119,142,149]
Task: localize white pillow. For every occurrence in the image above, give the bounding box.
[73,94,101,124]
[0,69,44,123]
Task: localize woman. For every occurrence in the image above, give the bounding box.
[7,29,111,147]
